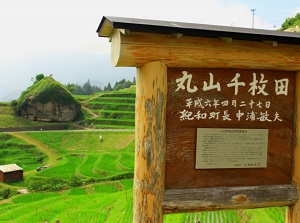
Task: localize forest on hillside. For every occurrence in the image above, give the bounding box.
[66,78,136,95]
[29,74,136,96]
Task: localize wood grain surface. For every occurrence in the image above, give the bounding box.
[163,184,298,213]
[134,61,167,223]
[112,30,300,70]
[166,68,295,189]
[286,71,300,223]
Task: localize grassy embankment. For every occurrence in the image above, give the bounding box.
[0,103,58,129]
[78,89,135,130]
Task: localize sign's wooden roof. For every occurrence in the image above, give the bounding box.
[97,16,300,45]
[0,164,23,173]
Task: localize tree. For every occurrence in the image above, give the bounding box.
[106,83,113,91]
[91,85,101,93]
[280,13,300,31]
[33,74,45,83]
[112,79,134,91]
[113,83,123,91]
[82,79,93,95]
[65,83,76,93]
[123,80,132,89]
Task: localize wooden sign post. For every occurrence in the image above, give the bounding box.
[97,16,300,223]
[133,61,167,222]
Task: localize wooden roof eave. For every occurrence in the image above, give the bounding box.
[97,16,300,70]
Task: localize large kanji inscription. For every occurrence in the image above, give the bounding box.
[166,68,295,189]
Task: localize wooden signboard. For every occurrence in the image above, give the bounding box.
[97,16,300,223]
[166,68,295,189]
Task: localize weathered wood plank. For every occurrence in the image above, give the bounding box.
[163,184,299,214]
[133,61,167,223]
[111,30,300,70]
[286,71,300,223]
[166,68,295,189]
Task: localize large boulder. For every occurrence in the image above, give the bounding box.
[14,76,81,122]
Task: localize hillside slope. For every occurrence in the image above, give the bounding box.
[13,76,81,122]
[78,89,135,129]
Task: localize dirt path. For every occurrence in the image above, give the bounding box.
[9,132,59,166]
[84,93,103,103]
[80,93,104,118]
[71,94,103,129]
[81,105,99,118]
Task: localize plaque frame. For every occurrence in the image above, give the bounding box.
[195,128,268,169]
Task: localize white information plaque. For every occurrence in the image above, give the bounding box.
[196,128,268,169]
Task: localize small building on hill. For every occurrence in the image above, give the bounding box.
[0,164,23,183]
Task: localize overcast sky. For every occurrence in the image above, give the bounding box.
[0,0,299,100]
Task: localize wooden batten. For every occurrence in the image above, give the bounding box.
[134,61,167,223]
[111,30,300,70]
[163,184,299,214]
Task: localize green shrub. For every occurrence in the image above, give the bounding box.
[69,175,81,187]
[0,134,12,141]
[0,188,10,199]
[27,176,67,192]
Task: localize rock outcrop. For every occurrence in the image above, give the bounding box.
[15,76,81,122]
[22,100,80,122]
